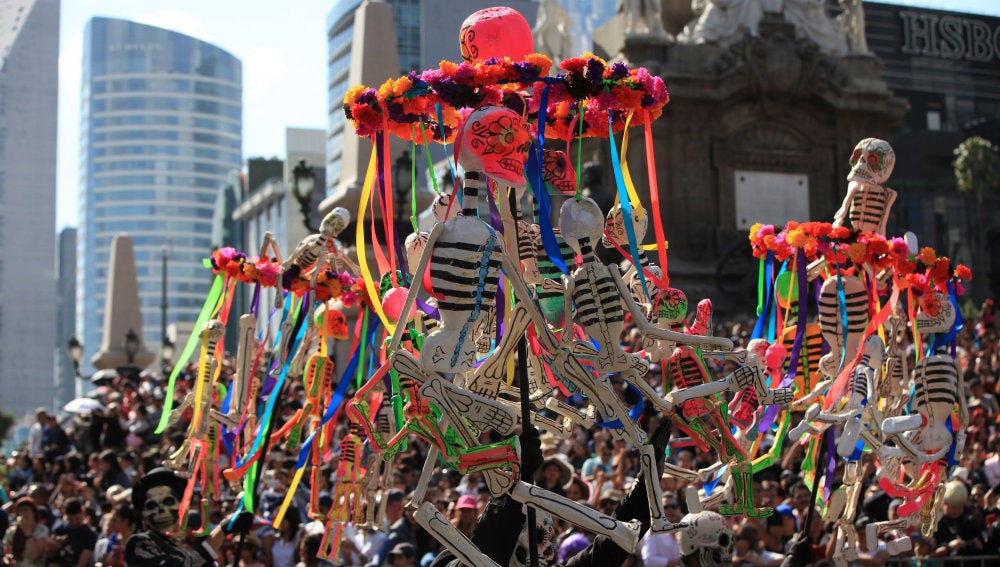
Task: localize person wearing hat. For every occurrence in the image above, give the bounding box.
[450,495,480,539]
[933,480,984,557]
[385,542,416,567]
[3,497,48,567]
[535,455,572,497]
[123,468,251,567]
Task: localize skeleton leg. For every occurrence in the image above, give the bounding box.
[510,482,643,550]
[413,502,502,567]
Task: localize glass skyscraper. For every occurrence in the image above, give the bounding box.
[78,18,242,370]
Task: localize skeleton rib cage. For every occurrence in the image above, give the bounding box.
[849,186,890,233]
[911,356,959,409]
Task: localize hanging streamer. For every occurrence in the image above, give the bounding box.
[607,114,648,299]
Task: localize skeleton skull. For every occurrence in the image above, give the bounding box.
[315,302,349,340]
[601,203,648,249]
[320,207,352,238]
[650,287,688,327]
[458,106,531,190]
[559,197,605,254]
[510,509,557,567]
[459,7,533,64]
[142,485,181,534]
[915,290,956,334]
[541,149,577,196]
[430,192,455,223]
[202,319,225,343]
[676,511,733,567]
[847,138,895,186]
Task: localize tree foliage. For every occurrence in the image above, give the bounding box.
[954,136,1000,197]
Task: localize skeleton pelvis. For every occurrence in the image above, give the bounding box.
[421,329,478,374]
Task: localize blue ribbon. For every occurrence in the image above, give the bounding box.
[607,114,648,299]
[527,86,568,276]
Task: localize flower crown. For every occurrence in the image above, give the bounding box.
[209,247,361,305]
[748,221,971,296]
[343,53,669,142]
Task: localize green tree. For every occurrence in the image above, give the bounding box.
[953,136,1000,298]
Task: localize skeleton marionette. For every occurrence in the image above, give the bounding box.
[878,290,966,537]
[282,207,353,278]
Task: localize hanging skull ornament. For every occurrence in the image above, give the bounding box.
[459,6,533,64]
[541,149,578,196]
[601,202,648,248]
[847,138,895,186]
[457,105,531,190]
[511,509,557,567]
[676,511,734,567]
[559,197,605,254]
[315,302,349,340]
[915,290,956,334]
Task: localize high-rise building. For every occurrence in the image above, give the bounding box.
[78,18,242,371]
[0,0,59,419]
[56,228,78,410]
[321,0,537,216]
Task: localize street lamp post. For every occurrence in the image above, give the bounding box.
[291,159,318,233]
[119,329,141,382]
[66,337,84,379]
[394,150,413,240]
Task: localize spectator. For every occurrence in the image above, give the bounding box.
[3,497,49,567]
[28,410,47,460]
[384,542,416,567]
[46,498,97,567]
[93,504,134,567]
[580,440,614,481]
[933,481,983,557]
[449,495,478,539]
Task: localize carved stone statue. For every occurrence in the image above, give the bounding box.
[677,0,764,46]
[782,0,847,55]
[533,0,574,62]
[618,0,670,38]
[838,0,869,54]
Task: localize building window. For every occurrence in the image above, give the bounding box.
[927,110,941,131]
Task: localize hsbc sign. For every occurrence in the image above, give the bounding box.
[899,10,1000,63]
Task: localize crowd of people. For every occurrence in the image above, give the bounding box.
[2,299,999,567]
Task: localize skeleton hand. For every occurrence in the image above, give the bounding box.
[466,371,504,399]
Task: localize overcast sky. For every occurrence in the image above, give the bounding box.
[54,0,1000,230]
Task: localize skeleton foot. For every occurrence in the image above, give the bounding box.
[649,518,688,533]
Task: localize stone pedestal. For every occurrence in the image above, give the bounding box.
[91,234,156,370]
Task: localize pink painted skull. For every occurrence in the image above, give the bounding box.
[458,105,531,190]
[459,7,533,64]
[847,138,895,186]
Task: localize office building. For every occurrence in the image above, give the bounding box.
[0,0,59,419]
[321,0,537,217]
[77,17,242,371]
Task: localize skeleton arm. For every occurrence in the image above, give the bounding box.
[610,265,734,352]
[879,188,898,237]
[386,223,445,354]
[833,182,861,228]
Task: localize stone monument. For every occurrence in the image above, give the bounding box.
[91,234,155,370]
[596,2,906,312]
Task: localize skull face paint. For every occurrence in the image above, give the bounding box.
[458,7,533,64]
[848,138,895,186]
[458,106,531,189]
[143,485,181,534]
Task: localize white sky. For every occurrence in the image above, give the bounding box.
[54,0,1000,230]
